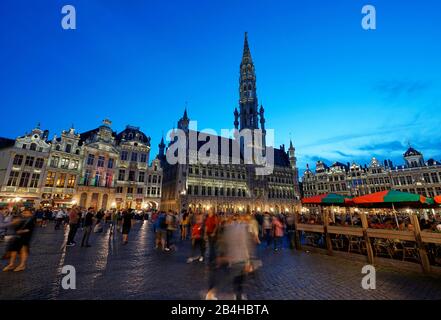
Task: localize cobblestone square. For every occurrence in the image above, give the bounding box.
[1,221,441,300]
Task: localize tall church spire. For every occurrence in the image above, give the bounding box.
[242,32,252,61]
[238,32,258,130]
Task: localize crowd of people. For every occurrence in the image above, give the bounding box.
[147,209,298,299]
[1,205,298,299]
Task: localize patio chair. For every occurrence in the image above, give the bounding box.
[348,236,362,254]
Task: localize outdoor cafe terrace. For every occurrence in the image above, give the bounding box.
[298,190,441,273]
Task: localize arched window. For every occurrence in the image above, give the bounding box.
[55,145,61,151]
[30,143,37,151]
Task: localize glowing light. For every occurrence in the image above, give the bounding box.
[111,202,117,208]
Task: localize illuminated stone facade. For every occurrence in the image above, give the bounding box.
[302,147,441,198]
[160,34,300,213]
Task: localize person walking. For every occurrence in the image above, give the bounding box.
[3,209,36,272]
[122,210,134,244]
[54,209,65,230]
[273,215,285,252]
[187,213,205,263]
[81,208,94,247]
[222,214,254,300]
[286,214,296,250]
[66,207,80,247]
[262,213,273,247]
[165,211,178,251]
[204,209,219,265]
[156,211,167,250]
[109,210,118,237]
[181,210,189,240]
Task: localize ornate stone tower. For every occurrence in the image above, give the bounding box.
[158,136,166,159]
[288,140,296,169]
[238,32,259,131]
[177,107,190,133]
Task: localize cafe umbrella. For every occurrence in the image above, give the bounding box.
[352,189,434,228]
[301,193,352,205]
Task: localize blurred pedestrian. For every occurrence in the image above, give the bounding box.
[54,208,65,230]
[187,213,205,263]
[81,207,95,247]
[273,215,285,251]
[2,209,36,272]
[66,207,80,247]
[262,213,272,247]
[165,211,178,251]
[122,210,134,244]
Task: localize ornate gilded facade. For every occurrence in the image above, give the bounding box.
[302,146,441,198]
[160,33,300,213]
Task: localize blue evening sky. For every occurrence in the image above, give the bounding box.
[0,0,440,174]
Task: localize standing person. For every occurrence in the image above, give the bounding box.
[66,207,80,247]
[122,210,134,244]
[286,214,296,250]
[181,210,189,240]
[94,210,104,233]
[156,211,167,250]
[42,209,50,228]
[109,210,118,237]
[204,209,219,265]
[81,208,95,247]
[54,209,65,230]
[262,213,273,247]
[165,211,178,251]
[187,214,205,263]
[273,215,285,252]
[3,209,36,272]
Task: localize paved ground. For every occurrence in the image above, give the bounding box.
[1,221,441,300]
